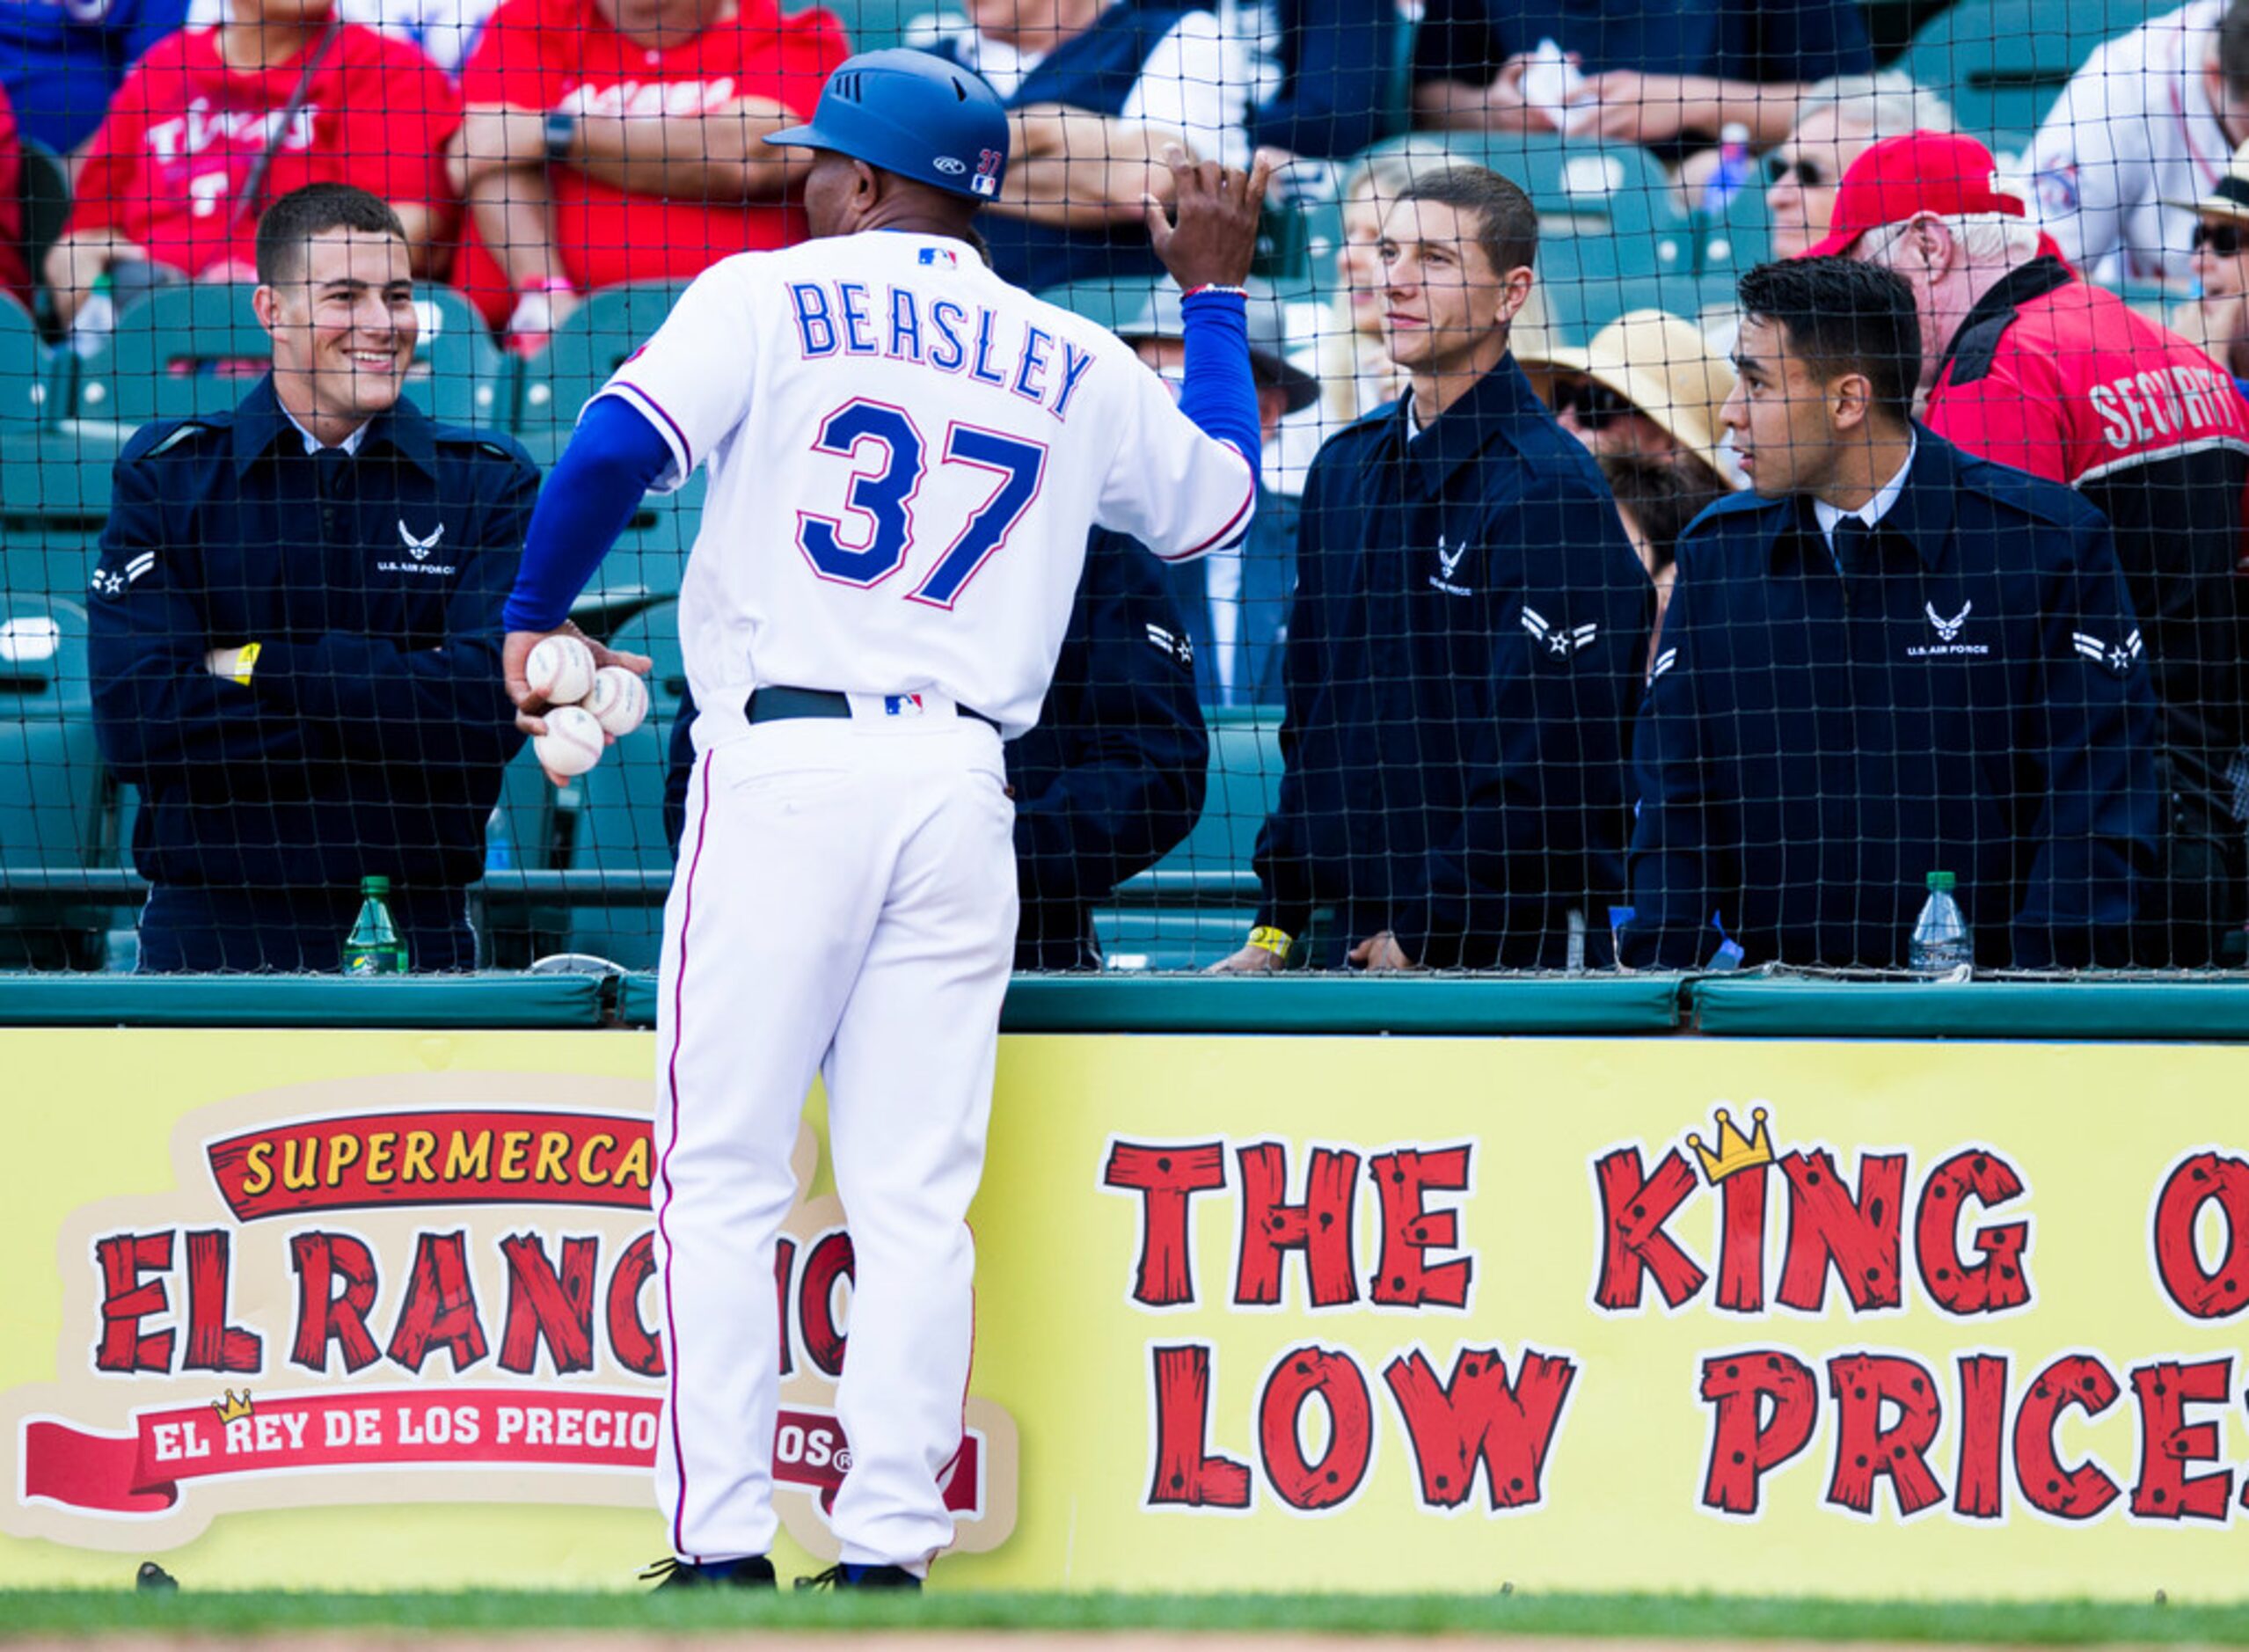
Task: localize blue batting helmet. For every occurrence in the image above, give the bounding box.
[764,48,1010,203]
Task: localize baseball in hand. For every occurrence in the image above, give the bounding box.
[532,703,606,778]
[584,665,650,738]
[526,633,597,706]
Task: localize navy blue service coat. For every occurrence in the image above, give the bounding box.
[89,376,534,966]
[1252,357,1652,968]
[1620,429,2160,970]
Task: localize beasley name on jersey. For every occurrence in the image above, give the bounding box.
[785,259,1100,423]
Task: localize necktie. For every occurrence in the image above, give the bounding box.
[1829,514,1873,575]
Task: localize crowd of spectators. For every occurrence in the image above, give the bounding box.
[7,0,2249,973]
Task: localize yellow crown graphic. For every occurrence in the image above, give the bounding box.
[211,1390,253,1424]
[1687,1106,1773,1185]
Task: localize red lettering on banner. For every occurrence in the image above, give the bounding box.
[1382,1345,1575,1511]
[181,1230,260,1374]
[207,1111,654,1220]
[1147,1342,1252,1509]
[1953,1354,2009,1519]
[774,1236,796,1378]
[1777,1150,1906,1313]
[386,1232,488,1375]
[1368,1147,1472,1310]
[1825,1353,1945,1518]
[1233,1144,1359,1309]
[2151,1151,2249,1319]
[1592,1147,1706,1311]
[604,1232,664,1378]
[1713,1166,1769,1313]
[799,1230,854,1378]
[289,1232,382,1374]
[2013,1354,2121,1521]
[94,1231,175,1374]
[2129,1357,2232,1520]
[1104,1140,1226,1308]
[20,1390,982,1517]
[1915,1149,2032,1315]
[497,1233,597,1378]
[1698,1349,1818,1515]
[1258,1345,1375,1512]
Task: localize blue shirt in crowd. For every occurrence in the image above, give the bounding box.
[1253,356,1652,968]
[926,4,1193,293]
[0,0,191,152]
[1411,0,1872,92]
[1620,428,2161,971]
[1237,0,1399,158]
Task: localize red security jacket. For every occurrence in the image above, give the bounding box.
[1924,255,2247,942]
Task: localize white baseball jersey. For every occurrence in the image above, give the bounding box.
[594,230,1257,742]
[2028,0,2229,289]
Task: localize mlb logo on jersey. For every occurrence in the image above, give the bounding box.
[885,694,927,717]
[919,246,959,267]
[972,149,1003,198]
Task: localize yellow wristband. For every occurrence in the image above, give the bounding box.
[1247,925,1293,961]
[230,641,261,686]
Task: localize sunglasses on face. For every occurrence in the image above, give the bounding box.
[2195,221,2246,256]
[1552,378,1638,428]
[1765,154,1829,189]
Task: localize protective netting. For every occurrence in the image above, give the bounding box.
[0,0,2244,972]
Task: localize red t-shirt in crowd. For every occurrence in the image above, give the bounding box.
[0,84,27,307]
[453,0,848,325]
[68,23,461,281]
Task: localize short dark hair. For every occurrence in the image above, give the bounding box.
[2222,0,2249,95]
[1599,453,1728,577]
[254,184,406,285]
[1735,256,1922,422]
[1394,164,1538,279]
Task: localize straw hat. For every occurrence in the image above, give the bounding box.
[1516,309,1741,484]
[2169,135,2249,225]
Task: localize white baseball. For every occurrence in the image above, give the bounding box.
[532,703,606,778]
[584,666,650,738]
[526,633,596,705]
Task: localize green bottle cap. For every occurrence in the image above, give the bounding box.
[361,875,390,896]
[1927,870,1955,892]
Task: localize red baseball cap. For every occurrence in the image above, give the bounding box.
[1800,130,2034,259]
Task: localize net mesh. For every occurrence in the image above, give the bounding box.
[0,0,2242,972]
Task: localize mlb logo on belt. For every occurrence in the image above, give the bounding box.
[884,694,926,717]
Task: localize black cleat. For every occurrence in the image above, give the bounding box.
[640,1554,777,1590]
[135,1562,178,1592]
[795,1562,923,1590]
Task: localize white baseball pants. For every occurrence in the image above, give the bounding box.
[654,710,1018,1572]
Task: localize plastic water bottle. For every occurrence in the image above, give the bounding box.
[1909,870,1972,981]
[1698,123,1756,217]
[343,876,409,976]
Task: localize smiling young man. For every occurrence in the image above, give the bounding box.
[1620,256,2161,970]
[1216,164,1651,974]
[88,183,545,973]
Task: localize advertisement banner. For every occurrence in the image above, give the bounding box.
[5,1028,2249,1599]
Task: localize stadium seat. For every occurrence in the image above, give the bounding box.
[0,597,111,967]
[556,600,684,967]
[515,281,688,449]
[0,296,47,424]
[1093,707,1282,970]
[1900,0,2157,138]
[74,282,514,430]
[0,428,121,599]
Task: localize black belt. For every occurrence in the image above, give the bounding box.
[746,685,999,734]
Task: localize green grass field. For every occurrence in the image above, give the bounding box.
[4,1589,2249,1641]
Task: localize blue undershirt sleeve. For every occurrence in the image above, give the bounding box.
[1176,289,1264,479]
[500,396,677,633]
